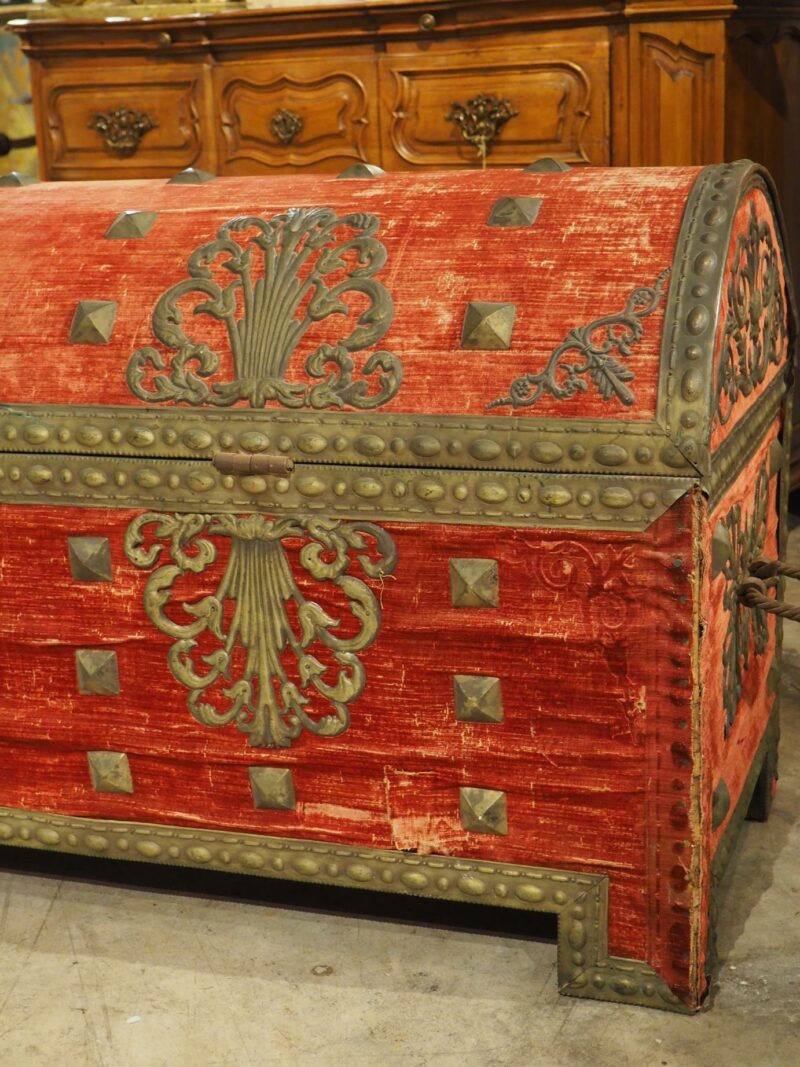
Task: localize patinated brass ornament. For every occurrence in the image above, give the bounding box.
[87,751,134,794]
[712,461,771,735]
[489,270,671,411]
[715,199,788,428]
[126,208,402,410]
[270,108,303,145]
[446,94,518,161]
[88,107,157,157]
[459,786,508,835]
[124,512,397,748]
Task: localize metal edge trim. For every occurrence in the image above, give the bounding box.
[703,370,788,506]
[0,405,690,477]
[660,159,797,478]
[0,452,694,531]
[0,805,686,1012]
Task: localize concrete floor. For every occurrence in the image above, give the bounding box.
[1,545,800,1067]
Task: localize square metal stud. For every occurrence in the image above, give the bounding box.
[75,649,120,696]
[68,536,113,582]
[87,751,134,794]
[450,558,499,608]
[68,300,118,345]
[104,210,158,239]
[167,167,216,185]
[459,787,508,835]
[249,767,296,811]
[523,157,571,173]
[0,171,38,187]
[454,675,504,724]
[487,196,542,228]
[461,301,516,350]
[336,162,384,179]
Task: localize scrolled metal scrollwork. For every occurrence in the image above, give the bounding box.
[88,107,157,158]
[713,462,771,736]
[445,94,518,162]
[124,512,397,748]
[126,208,402,409]
[488,270,670,412]
[270,109,303,145]
[714,199,788,428]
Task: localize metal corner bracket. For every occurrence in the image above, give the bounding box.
[0,806,688,1012]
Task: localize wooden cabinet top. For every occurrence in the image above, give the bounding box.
[10,0,799,57]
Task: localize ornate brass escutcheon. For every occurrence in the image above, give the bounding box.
[445,94,518,166]
[270,108,303,145]
[88,107,157,158]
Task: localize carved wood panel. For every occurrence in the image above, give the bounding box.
[628,24,725,167]
[378,42,609,169]
[39,65,213,180]
[215,58,380,173]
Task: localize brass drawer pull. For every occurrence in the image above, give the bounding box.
[418,12,436,31]
[213,452,295,477]
[88,107,157,158]
[271,108,303,145]
[445,94,518,167]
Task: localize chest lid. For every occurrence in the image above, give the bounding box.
[0,161,793,527]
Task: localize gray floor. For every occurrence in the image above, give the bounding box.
[2,543,800,1067]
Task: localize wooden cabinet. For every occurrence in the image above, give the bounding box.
[9,0,800,482]
[378,35,610,169]
[216,54,380,173]
[39,63,215,179]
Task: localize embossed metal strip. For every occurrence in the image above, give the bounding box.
[0,806,686,1012]
[0,405,693,476]
[659,159,797,475]
[704,370,788,507]
[0,453,693,530]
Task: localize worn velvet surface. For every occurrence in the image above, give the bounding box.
[0,167,698,418]
[0,499,695,983]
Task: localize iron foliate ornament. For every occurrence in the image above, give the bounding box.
[124,512,397,748]
[488,270,670,411]
[714,199,788,428]
[712,462,771,736]
[88,107,157,158]
[126,208,402,409]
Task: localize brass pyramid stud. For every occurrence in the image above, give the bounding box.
[0,171,38,187]
[68,300,118,345]
[87,751,134,794]
[459,786,508,835]
[523,157,571,173]
[487,196,542,228]
[68,536,113,582]
[167,167,216,185]
[450,558,499,607]
[453,674,504,723]
[336,162,385,179]
[104,210,159,239]
[461,301,516,350]
[711,522,732,577]
[249,767,296,811]
[75,649,120,696]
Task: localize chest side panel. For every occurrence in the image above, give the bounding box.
[0,499,695,965]
[709,184,792,453]
[701,429,780,850]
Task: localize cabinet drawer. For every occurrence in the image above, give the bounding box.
[215,56,380,174]
[379,41,609,169]
[39,64,213,180]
